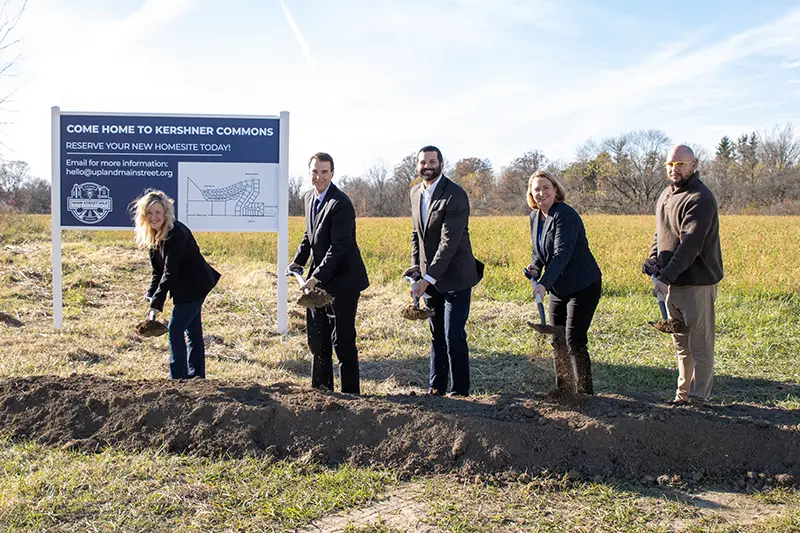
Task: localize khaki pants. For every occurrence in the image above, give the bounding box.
[666,284,718,401]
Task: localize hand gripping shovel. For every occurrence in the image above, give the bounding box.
[286,265,334,309]
[400,274,434,320]
[523,268,559,335]
[646,271,687,334]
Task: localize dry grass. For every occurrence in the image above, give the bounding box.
[0,213,798,532]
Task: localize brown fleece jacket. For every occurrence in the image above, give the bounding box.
[648,172,724,286]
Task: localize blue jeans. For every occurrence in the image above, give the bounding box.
[168,297,206,379]
[423,286,472,395]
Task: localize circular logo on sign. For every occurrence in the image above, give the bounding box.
[67,182,113,224]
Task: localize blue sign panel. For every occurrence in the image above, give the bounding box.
[59,114,280,228]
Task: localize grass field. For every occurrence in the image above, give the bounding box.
[0,213,798,532]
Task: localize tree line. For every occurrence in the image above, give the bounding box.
[288,123,800,216]
[2,124,799,216]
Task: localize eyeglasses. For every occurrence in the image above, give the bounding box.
[664,161,694,169]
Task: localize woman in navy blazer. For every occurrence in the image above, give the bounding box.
[132,190,221,379]
[526,170,602,394]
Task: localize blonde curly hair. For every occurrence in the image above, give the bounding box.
[131,189,175,250]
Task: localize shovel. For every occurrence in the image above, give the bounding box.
[400,274,434,320]
[523,268,559,335]
[522,268,573,393]
[286,265,334,309]
[646,270,688,334]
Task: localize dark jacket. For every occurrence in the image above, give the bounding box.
[292,183,369,298]
[410,176,484,293]
[529,201,601,298]
[146,220,221,312]
[649,172,723,286]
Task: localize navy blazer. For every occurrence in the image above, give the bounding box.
[292,182,369,298]
[529,202,601,297]
[147,220,221,311]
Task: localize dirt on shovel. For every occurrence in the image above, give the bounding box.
[134,319,169,338]
[649,318,688,334]
[400,306,435,320]
[296,288,334,309]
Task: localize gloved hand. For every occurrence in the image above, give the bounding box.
[642,258,660,276]
[301,277,318,292]
[402,265,421,281]
[286,262,303,276]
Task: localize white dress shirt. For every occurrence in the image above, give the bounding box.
[418,176,442,285]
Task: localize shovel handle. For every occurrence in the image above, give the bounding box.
[404,276,422,309]
[525,269,547,326]
[288,270,311,294]
[651,274,668,320]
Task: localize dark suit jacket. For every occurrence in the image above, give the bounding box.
[292,183,369,298]
[529,201,601,298]
[147,220,221,312]
[411,176,483,293]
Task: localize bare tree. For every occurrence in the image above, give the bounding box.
[496,150,547,215]
[0,0,25,112]
[287,175,305,216]
[450,157,495,215]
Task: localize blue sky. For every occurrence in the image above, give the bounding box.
[3,0,800,182]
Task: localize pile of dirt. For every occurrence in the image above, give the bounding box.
[0,376,798,487]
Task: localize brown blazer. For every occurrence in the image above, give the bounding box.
[410,176,483,293]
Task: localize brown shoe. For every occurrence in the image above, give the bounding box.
[667,398,690,406]
[427,388,443,396]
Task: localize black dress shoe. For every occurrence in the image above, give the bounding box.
[447,391,469,398]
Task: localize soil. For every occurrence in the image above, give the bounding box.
[134,319,169,337]
[0,312,24,327]
[1,376,798,488]
[400,305,435,320]
[650,319,689,334]
[297,288,334,309]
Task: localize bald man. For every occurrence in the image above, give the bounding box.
[643,144,723,405]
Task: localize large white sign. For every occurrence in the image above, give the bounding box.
[51,108,291,332]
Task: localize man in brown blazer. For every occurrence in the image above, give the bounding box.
[403,145,483,397]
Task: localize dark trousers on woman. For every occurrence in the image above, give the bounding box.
[168,297,206,379]
[548,280,602,394]
[306,292,361,394]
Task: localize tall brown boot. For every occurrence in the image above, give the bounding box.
[573,350,594,395]
[552,334,575,393]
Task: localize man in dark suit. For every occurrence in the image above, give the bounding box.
[288,152,369,394]
[404,145,483,397]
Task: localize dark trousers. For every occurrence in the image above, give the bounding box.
[168,297,206,379]
[306,292,361,394]
[423,286,472,395]
[548,280,602,394]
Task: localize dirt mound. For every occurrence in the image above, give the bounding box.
[1,376,798,486]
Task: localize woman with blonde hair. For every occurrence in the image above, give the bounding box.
[525,170,602,395]
[132,190,220,379]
